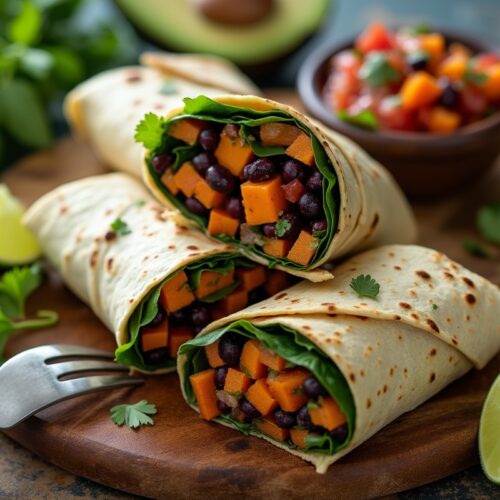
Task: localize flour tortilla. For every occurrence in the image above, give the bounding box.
[178,244,500,471]
[144,95,418,282]
[64,52,260,177]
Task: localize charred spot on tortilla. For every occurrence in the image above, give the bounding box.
[393,315,401,320]
[465,293,476,305]
[187,245,199,250]
[107,257,114,271]
[411,313,419,320]
[125,72,142,83]
[90,249,98,268]
[466,315,471,321]
[429,349,437,357]
[462,277,475,288]
[389,368,394,376]
[291,299,300,303]
[349,373,356,383]
[394,265,402,271]
[168,245,176,250]
[416,270,431,280]
[274,292,287,300]
[426,319,440,333]
[429,373,436,383]
[105,230,116,241]
[399,302,411,309]
[366,399,372,409]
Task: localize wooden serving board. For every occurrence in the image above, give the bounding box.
[1,90,499,499]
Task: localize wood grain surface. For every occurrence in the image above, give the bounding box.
[1,90,499,499]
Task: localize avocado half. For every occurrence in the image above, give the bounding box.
[116,0,331,65]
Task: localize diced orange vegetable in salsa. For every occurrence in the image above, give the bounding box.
[437,53,468,80]
[195,270,234,299]
[235,266,266,291]
[212,286,248,320]
[285,133,315,167]
[240,339,268,379]
[282,179,307,203]
[259,123,302,146]
[427,107,461,134]
[173,162,203,197]
[214,132,254,177]
[255,417,290,442]
[169,118,205,145]
[482,64,500,101]
[141,321,168,352]
[287,230,318,266]
[264,270,290,297]
[241,176,288,225]
[190,369,220,420]
[159,271,195,313]
[419,33,445,65]
[194,179,224,209]
[207,208,240,237]
[161,169,179,195]
[205,340,225,368]
[224,367,252,395]
[168,325,194,358]
[262,238,293,259]
[309,397,347,431]
[400,72,442,111]
[290,429,310,448]
[355,22,394,54]
[267,369,309,412]
[259,346,287,371]
[246,379,278,416]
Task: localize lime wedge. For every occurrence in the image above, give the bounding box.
[0,184,41,266]
[479,374,500,485]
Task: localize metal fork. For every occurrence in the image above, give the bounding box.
[0,345,144,428]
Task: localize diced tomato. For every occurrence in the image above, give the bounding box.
[282,179,307,203]
[475,53,500,71]
[460,86,488,118]
[356,22,395,54]
[332,50,362,79]
[327,73,359,111]
[377,96,417,131]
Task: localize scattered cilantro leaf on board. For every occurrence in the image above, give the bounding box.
[134,112,165,150]
[350,274,380,299]
[275,219,292,238]
[463,239,492,258]
[110,218,131,237]
[477,203,500,245]
[110,400,157,429]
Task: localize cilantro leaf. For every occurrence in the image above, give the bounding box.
[350,274,380,299]
[134,112,165,150]
[432,303,438,310]
[275,218,292,238]
[463,60,488,85]
[337,109,379,130]
[110,400,157,428]
[307,400,320,410]
[110,218,131,236]
[463,239,492,258]
[358,53,401,87]
[477,203,500,245]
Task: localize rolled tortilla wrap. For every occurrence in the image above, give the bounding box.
[64,52,260,177]
[23,173,293,373]
[140,95,417,282]
[178,245,500,472]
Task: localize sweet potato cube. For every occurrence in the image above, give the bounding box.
[214,132,254,177]
[212,286,248,320]
[264,270,290,297]
[224,367,252,395]
[483,64,500,100]
[290,429,310,448]
[259,123,302,146]
[241,176,288,225]
[240,339,268,379]
[207,208,240,237]
[205,340,225,368]
[193,179,224,209]
[427,107,461,134]
[400,72,442,111]
[287,230,318,266]
[263,238,293,259]
[161,169,179,195]
[168,325,194,358]
[160,271,195,313]
[419,33,445,65]
[169,118,205,145]
[437,54,468,80]
[259,346,287,371]
[173,162,203,197]
[195,269,234,299]
[141,320,168,352]
[246,379,277,416]
[285,133,315,167]
[267,369,309,412]
[255,418,289,442]
[309,397,347,431]
[190,368,220,420]
[235,266,266,291]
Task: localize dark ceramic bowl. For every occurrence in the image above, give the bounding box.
[298,28,500,199]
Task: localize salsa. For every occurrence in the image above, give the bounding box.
[324,23,500,133]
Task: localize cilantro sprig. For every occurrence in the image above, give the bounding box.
[478,202,500,245]
[110,217,132,236]
[358,52,401,87]
[350,274,380,299]
[134,112,166,150]
[275,219,292,238]
[110,400,157,429]
[337,109,379,130]
[463,239,492,258]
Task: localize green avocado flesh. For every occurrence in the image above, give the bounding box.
[116,0,330,64]
[179,320,355,455]
[116,253,253,371]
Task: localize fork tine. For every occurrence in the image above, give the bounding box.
[58,374,144,397]
[44,344,115,364]
[50,360,130,379]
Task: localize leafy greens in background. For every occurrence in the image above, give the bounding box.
[0,0,139,168]
[463,202,500,259]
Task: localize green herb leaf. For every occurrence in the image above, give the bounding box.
[350,274,380,299]
[19,48,54,80]
[8,0,42,46]
[463,60,488,85]
[110,217,131,236]
[48,47,85,86]
[463,239,492,258]
[307,400,320,410]
[337,109,379,130]
[275,218,291,238]
[432,303,438,310]
[159,80,177,95]
[477,203,500,245]
[110,400,157,429]
[358,52,401,87]
[134,112,165,150]
[401,23,431,36]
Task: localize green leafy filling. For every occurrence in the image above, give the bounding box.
[179,320,355,455]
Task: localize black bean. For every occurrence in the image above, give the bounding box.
[407,52,428,71]
[311,219,328,234]
[439,79,459,108]
[262,223,276,238]
[223,124,240,139]
[248,286,267,304]
[303,377,328,398]
[281,159,309,184]
[218,334,244,366]
[214,365,229,390]
[240,397,261,419]
[142,347,169,365]
[298,192,322,219]
[273,409,296,429]
[191,304,211,328]
[170,308,189,325]
[151,153,174,175]
[306,169,322,192]
[329,423,348,443]
[296,405,313,429]
[276,213,302,240]
[185,197,208,215]
[206,164,235,194]
[225,197,245,220]
[217,399,232,414]
[243,158,276,182]
[192,152,214,175]
[199,128,220,151]
[148,307,166,327]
